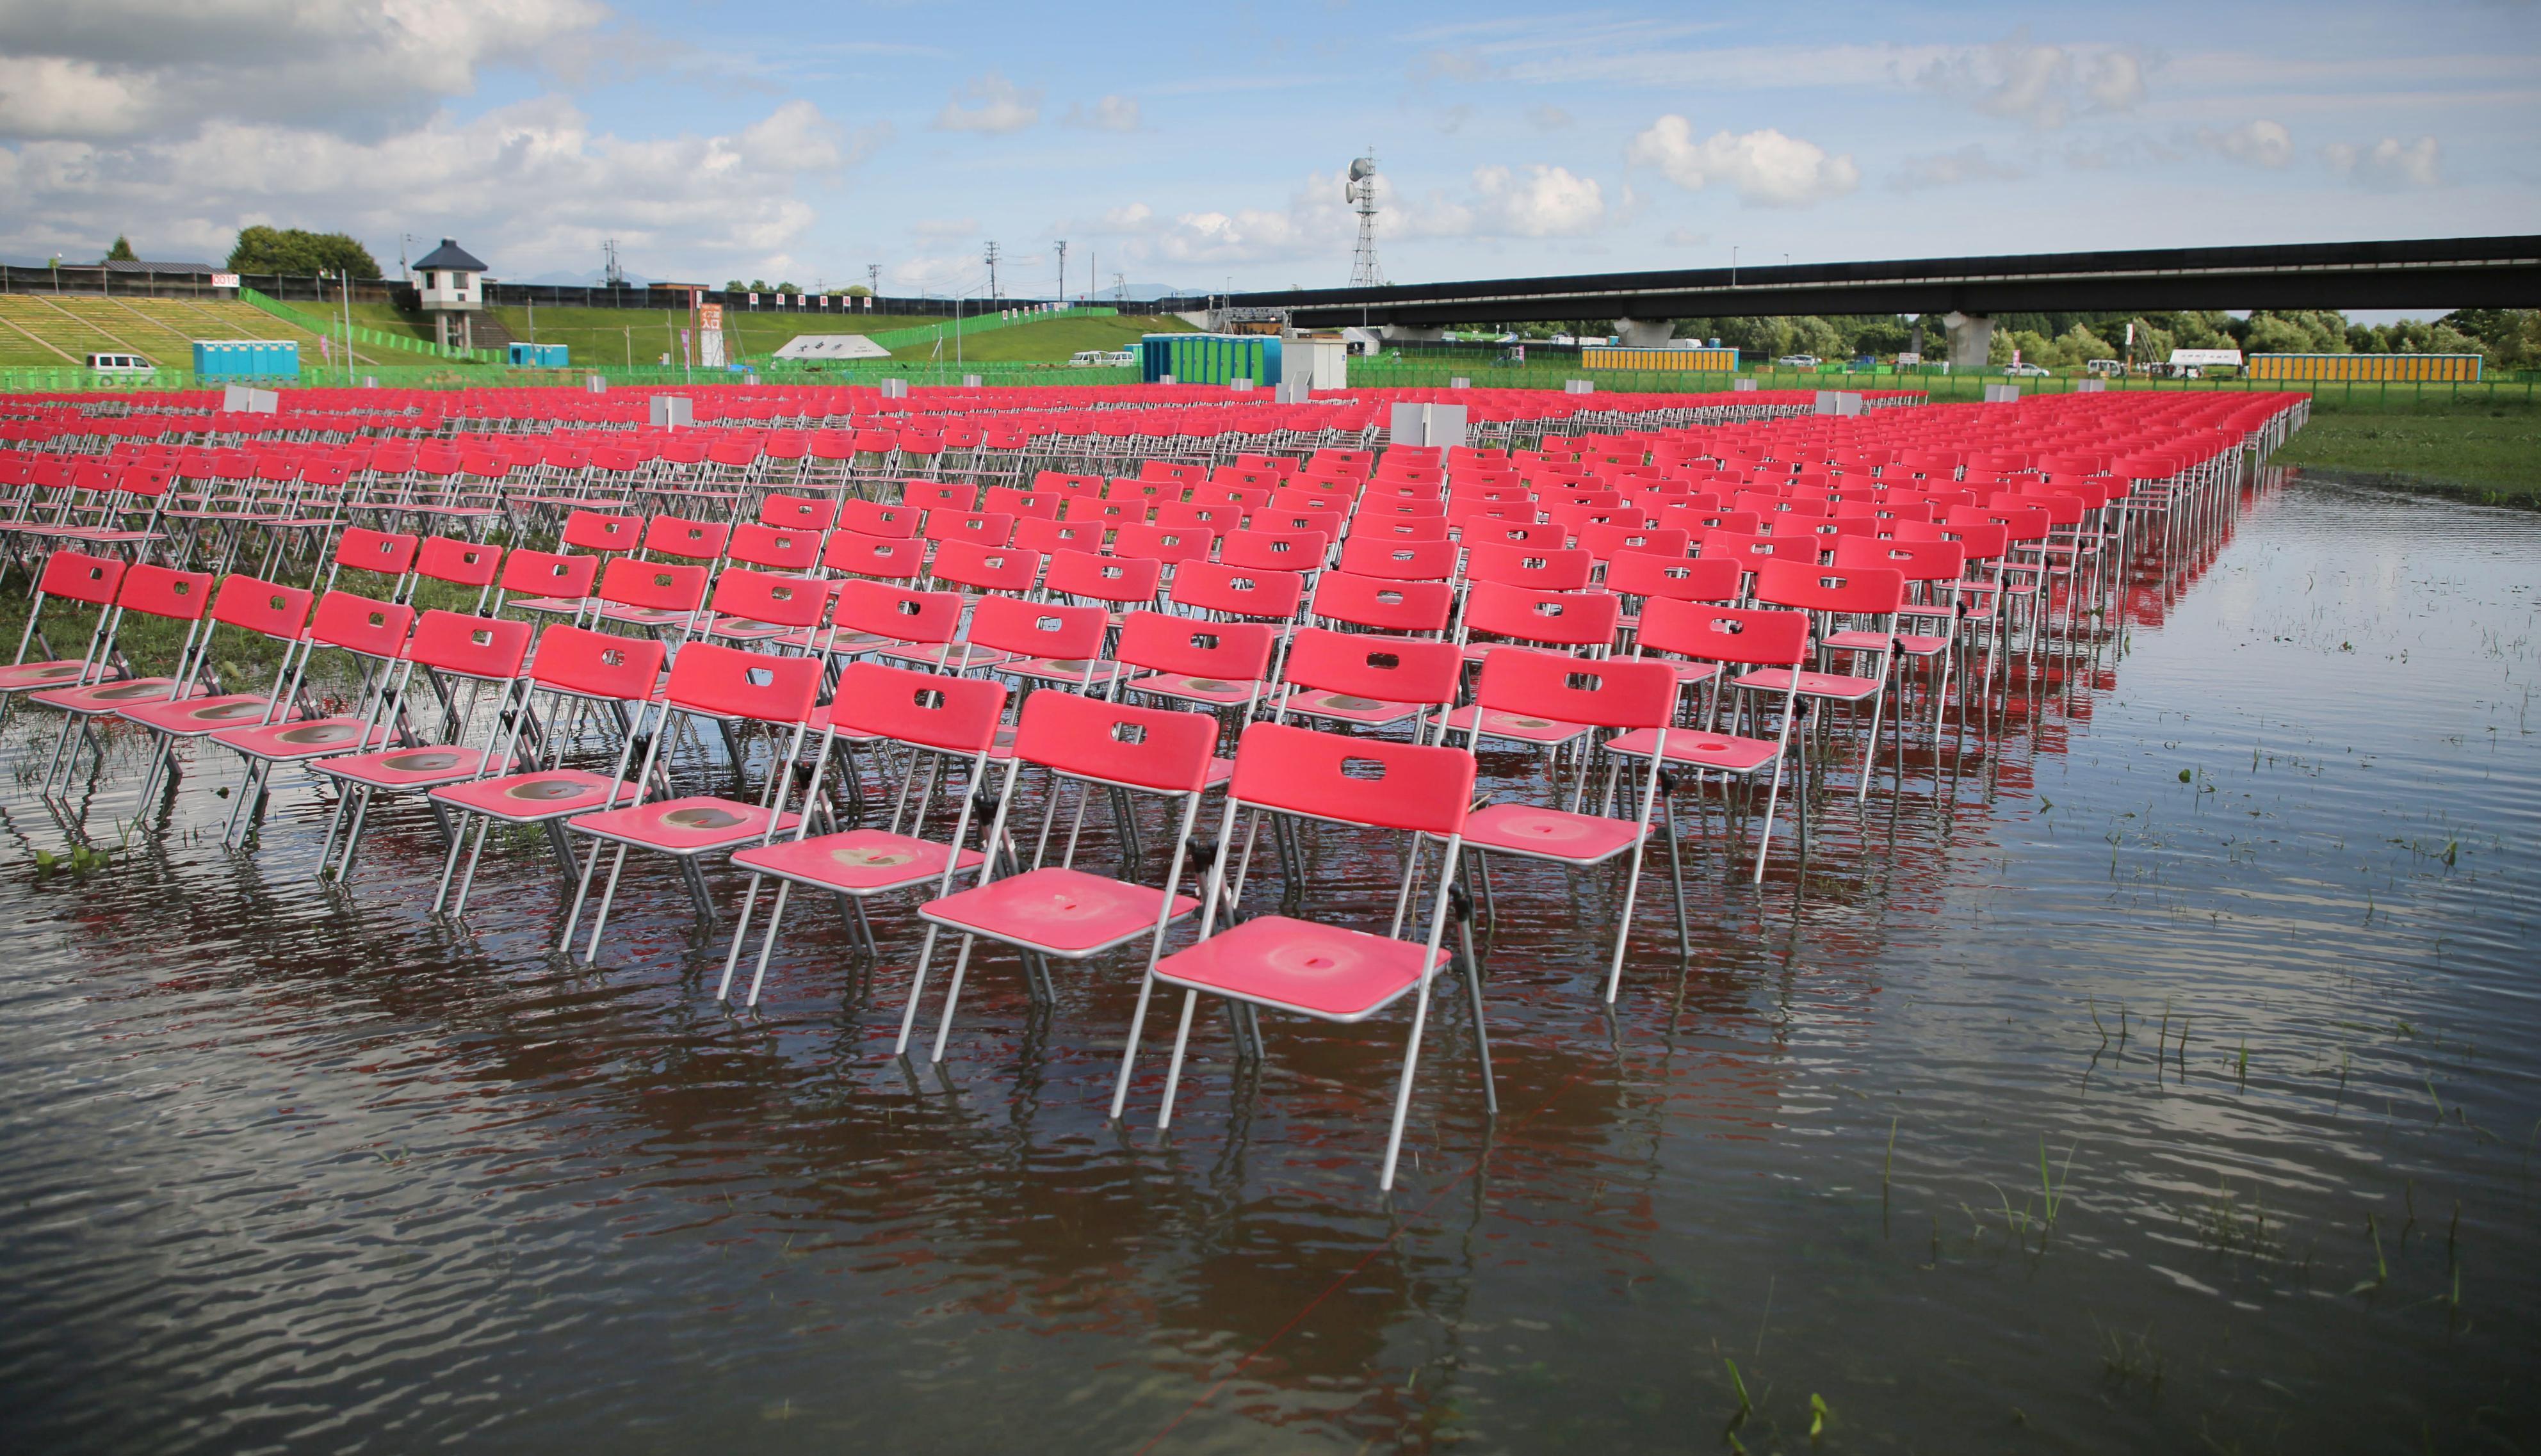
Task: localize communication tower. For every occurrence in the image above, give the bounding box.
[1345,153,1384,287]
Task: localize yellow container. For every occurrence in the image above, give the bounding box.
[2247,353,2481,382]
[1580,346,1740,372]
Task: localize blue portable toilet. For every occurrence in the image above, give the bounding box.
[508,343,570,368]
[192,339,300,380]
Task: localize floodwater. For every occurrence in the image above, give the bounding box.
[1,471,2534,1453]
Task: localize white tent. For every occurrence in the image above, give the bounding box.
[773,334,892,361]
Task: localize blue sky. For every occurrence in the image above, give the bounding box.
[1,0,2533,302]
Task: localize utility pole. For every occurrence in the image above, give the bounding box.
[1054,239,1067,307]
[983,241,1002,301]
[867,263,881,300]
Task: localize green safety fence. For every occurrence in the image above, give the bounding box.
[236,287,501,365]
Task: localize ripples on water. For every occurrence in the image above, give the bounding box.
[0,473,2533,1453]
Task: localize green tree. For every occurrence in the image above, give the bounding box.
[723,280,746,292]
[749,278,770,293]
[2049,323,2116,367]
[102,235,137,263]
[843,285,872,298]
[775,281,800,295]
[226,226,381,278]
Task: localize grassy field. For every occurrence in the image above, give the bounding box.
[335,304,1196,368]
[2269,393,2541,506]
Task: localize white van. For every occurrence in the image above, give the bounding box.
[85,352,155,375]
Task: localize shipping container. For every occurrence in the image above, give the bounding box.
[508,342,571,368]
[191,339,301,380]
[1580,346,1741,373]
[2247,353,2481,382]
[1141,333,1283,385]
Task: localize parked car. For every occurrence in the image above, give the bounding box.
[2084,358,2125,376]
[1775,354,1820,369]
[85,352,155,375]
[2004,362,2052,378]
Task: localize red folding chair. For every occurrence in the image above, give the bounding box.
[559,643,825,959]
[718,663,1010,1005]
[428,626,669,916]
[901,689,1219,1061]
[1119,720,1481,1192]
[1607,598,1811,884]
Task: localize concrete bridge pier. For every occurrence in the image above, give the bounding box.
[1944,311,1993,369]
[1615,318,1676,348]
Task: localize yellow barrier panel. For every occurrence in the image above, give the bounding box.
[2248,353,2481,382]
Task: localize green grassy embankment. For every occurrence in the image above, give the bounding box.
[342,304,946,367]
[881,313,1193,364]
[2269,394,2541,508]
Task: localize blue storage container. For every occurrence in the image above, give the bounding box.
[192,340,300,380]
[508,343,571,368]
[1140,333,1282,386]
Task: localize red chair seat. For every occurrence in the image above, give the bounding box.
[116,693,290,736]
[1122,670,1261,706]
[1461,802,1646,866]
[1824,627,1949,656]
[569,795,797,853]
[1603,726,1782,775]
[1003,654,1121,685]
[920,866,1196,959]
[1735,667,1882,702]
[731,829,984,896]
[30,676,204,715]
[0,660,93,692]
[313,744,507,789]
[1431,703,1591,745]
[431,769,642,822]
[1274,687,1424,728]
[1152,914,1445,1022]
[876,642,1013,670]
[209,715,397,761]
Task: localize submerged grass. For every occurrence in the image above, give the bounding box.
[2269,394,2541,506]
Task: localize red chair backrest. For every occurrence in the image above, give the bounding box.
[966,595,1106,661]
[209,574,311,638]
[1832,536,1962,585]
[661,641,821,724]
[597,557,709,612]
[528,624,667,699]
[710,569,830,629]
[1461,581,1620,647]
[1168,560,1304,620]
[923,510,1015,548]
[336,526,419,579]
[416,535,501,588]
[1114,612,1277,682]
[1045,549,1161,606]
[1474,647,1677,729]
[562,510,642,553]
[405,609,533,679]
[1110,522,1214,565]
[499,548,597,599]
[837,498,917,538]
[1464,541,1595,592]
[821,530,925,581]
[643,515,729,562]
[1218,529,1329,573]
[1308,571,1454,634]
[1281,627,1462,704]
[728,522,821,572]
[927,540,1043,596]
[118,563,215,621]
[1009,688,1219,793]
[828,662,1007,752]
[1637,597,1810,668]
[1228,722,1473,837]
[35,551,125,607]
[307,591,418,655]
[1751,558,1905,615]
[1337,536,1456,582]
[1603,551,1742,604]
[832,580,962,645]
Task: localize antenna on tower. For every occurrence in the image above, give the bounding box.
[1053,239,1068,304]
[1345,151,1384,287]
[984,241,1002,300]
[601,238,624,288]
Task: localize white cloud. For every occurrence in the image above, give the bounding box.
[1661,227,1710,247]
[1627,117,1859,207]
[0,95,879,279]
[1527,104,1575,131]
[2325,136,2440,188]
[910,216,979,239]
[1465,164,1605,236]
[1060,95,1140,133]
[0,0,609,141]
[1887,143,2026,193]
[1916,32,2147,129]
[932,70,1041,134]
[2198,119,2294,168]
